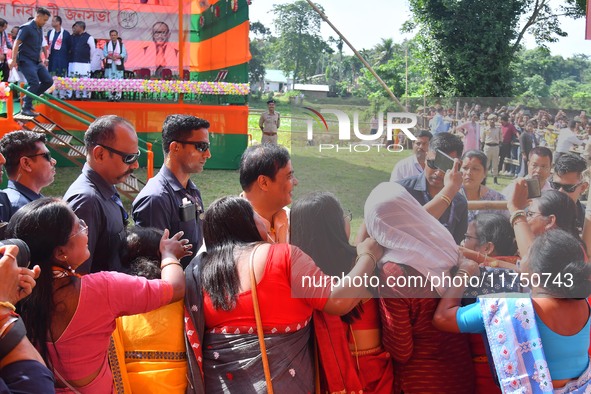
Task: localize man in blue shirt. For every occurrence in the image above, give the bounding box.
[132,115,211,267]
[8,7,53,117]
[64,115,140,273]
[430,107,448,134]
[0,131,56,213]
[397,133,467,244]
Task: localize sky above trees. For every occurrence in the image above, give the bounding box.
[249,0,590,58]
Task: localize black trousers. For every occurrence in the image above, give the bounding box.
[0,61,9,82]
[498,142,512,173]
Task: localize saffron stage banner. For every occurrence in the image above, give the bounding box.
[2,0,251,80]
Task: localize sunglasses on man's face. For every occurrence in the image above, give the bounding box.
[549,180,582,193]
[98,144,140,164]
[174,140,210,152]
[26,152,52,162]
[426,159,438,170]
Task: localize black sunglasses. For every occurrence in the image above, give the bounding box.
[26,152,52,162]
[174,140,210,152]
[549,180,582,193]
[98,144,140,164]
[426,159,438,170]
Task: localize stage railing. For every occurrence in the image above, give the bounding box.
[46,94,97,121]
[10,83,91,126]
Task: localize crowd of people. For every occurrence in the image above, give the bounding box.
[0,8,590,393]
[0,104,587,393]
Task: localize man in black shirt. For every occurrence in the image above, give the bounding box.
[64,115,140,273]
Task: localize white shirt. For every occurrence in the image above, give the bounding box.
[90,47,104,72]
[556,128,582,153]
[390,154,423,182]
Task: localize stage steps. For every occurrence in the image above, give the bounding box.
[15,111,144,200]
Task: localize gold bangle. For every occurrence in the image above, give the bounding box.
[510,210,526,227]
[160,258,182,270]
[0,302,16,312]
[356,252,377,271]
[440,194,452,206]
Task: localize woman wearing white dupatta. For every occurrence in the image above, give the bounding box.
[365,181,475,393]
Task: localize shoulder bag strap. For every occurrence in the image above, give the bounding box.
[47,359,83,394]
[249,243,274,394]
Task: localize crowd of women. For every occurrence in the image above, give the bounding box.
[1,144,591,393]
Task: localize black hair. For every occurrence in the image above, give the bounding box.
[36,7,51,17]
[73,21,86,30]
[161,114,210,155]
[266,99,275,104]
[239,144,291,191]
[128,257,161,280]
[53,15,62,24]
[0,19,6,28]
[500,114,509,122]
[473,213,516,256]
[417,130,433,140]
[5,197,75,364]
[553,153,587,176]
[528,229,591,298]
[461,150,488,171]
[0,131,47,177]
[201,196,263,310]
[529,146,553,162]
[569,120,578,129]
[109,29,118,36]
[537,190,579,239]
[84,115,133,150]
[430,132,463,157]
[120,226,162,271]
[152,21,170,33]
[290,192,361,323]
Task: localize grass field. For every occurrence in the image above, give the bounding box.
[41,97,518,239]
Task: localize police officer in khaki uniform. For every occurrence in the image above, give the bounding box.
[259,99,280,144]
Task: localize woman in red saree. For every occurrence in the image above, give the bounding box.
[184,196,383,393]
[291,191,394,394]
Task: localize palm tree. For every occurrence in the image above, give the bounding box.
[374,38,395,66]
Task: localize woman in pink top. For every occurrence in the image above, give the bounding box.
[6,198,190,393]
[458,113,481,153]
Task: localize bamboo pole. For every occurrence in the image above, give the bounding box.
[467,200,508,211]
[305,0,404,110]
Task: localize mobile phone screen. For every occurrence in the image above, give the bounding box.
[434,149,455,172]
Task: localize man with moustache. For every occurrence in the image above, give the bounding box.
[64,115,140,273]
[239,144,298,243]
[132,115,211,267]
[0,131,56,213]
[390,130,432,182]
[397,133,467,244]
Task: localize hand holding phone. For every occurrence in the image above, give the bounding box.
[434,149,456,172]
[525,177,541,199]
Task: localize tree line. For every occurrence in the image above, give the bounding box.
[249,0,590,109]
